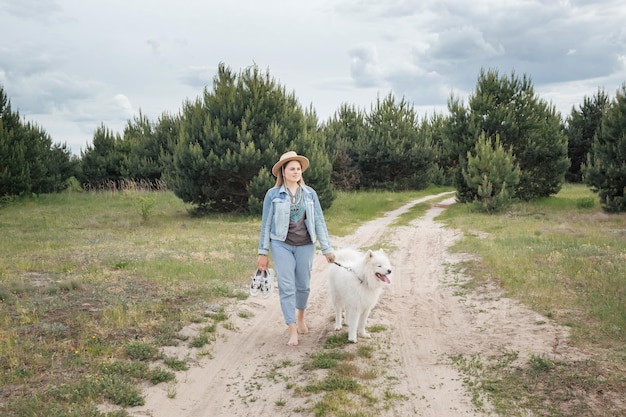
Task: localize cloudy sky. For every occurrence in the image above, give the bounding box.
[1,0,625,154]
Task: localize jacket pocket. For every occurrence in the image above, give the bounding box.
[272,199,290,238]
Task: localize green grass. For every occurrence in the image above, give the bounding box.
[293,325,406,416]
[324,185,453,235]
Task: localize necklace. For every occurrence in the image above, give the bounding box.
[287,186,302,204]
[288,186,305,222]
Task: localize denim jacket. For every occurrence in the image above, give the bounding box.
[258,184,333,256]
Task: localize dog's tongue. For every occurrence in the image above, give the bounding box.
[376,273,391,284]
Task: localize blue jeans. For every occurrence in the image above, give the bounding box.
[270,240,315,325]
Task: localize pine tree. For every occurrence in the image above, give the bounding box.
[0,131,30,197]
[324,104,366,191]
[1,85,75,197]
[583,84,626,212]
[565,89,609,182]
[166,63,333,213]
[356,93,435,190]
[462,133,521,213]
[154,112,180,185]
[420,113,449,186]
[0,88,29,196]
[121,111,159,183]
[79,124,125,188]
[447,69,569,202]
[442,94,476,201]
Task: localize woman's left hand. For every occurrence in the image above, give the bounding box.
[325,253,336,263]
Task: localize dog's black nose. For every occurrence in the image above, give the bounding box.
[387,269,392,274]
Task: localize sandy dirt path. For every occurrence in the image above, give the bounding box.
[120,192,580,417]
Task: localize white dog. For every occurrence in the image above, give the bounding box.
[327,248,392,343]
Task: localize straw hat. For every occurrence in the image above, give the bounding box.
[271,151,309,177]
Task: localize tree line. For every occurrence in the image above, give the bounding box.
[1,64,625,212]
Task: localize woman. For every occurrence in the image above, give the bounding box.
[257,151,335,346]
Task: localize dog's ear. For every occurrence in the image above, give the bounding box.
[366,250,374,259]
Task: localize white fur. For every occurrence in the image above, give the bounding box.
[327,248,392,343]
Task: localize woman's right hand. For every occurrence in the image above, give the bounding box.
[257,254,269,271]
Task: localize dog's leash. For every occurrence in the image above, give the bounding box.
[332,261,352,271]
[332,261,364,285]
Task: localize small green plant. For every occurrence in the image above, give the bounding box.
[153,322,184,347]
[133,193,158,222]
[528,354,555,375]
[63,176,84,193]
[305,373,360,393]
[100,360,149,380]
[221,321,237,331]
[212,310,229,322]
[367,324,386,333]
[238,310,253,319]
[163,356,189,371]
[167,382,177,399]
[356,344,374,359]
[324,332,351,349]
[99,374,145,406]
[304,351,350,370]
[148,367,175,385]
[126,342,161,361]
[189,334,209,348]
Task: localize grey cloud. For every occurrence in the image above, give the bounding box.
[349,44,384,88]
[0,46,117,119]
[436,2,624,84]
[347,41,450,105]
[0,48,95,114]
[8,72,97,115]
[338,0,625,94]
[0,47,63,78]
[0,0,62,20]
[428,25,504,62]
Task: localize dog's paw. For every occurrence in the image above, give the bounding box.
[358,331,371,339]
[348,337,357,343]
[334,325,342,331]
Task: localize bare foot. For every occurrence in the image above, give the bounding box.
[287,323,299,346]
[297,322,309,334]
[296,309,309,334]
